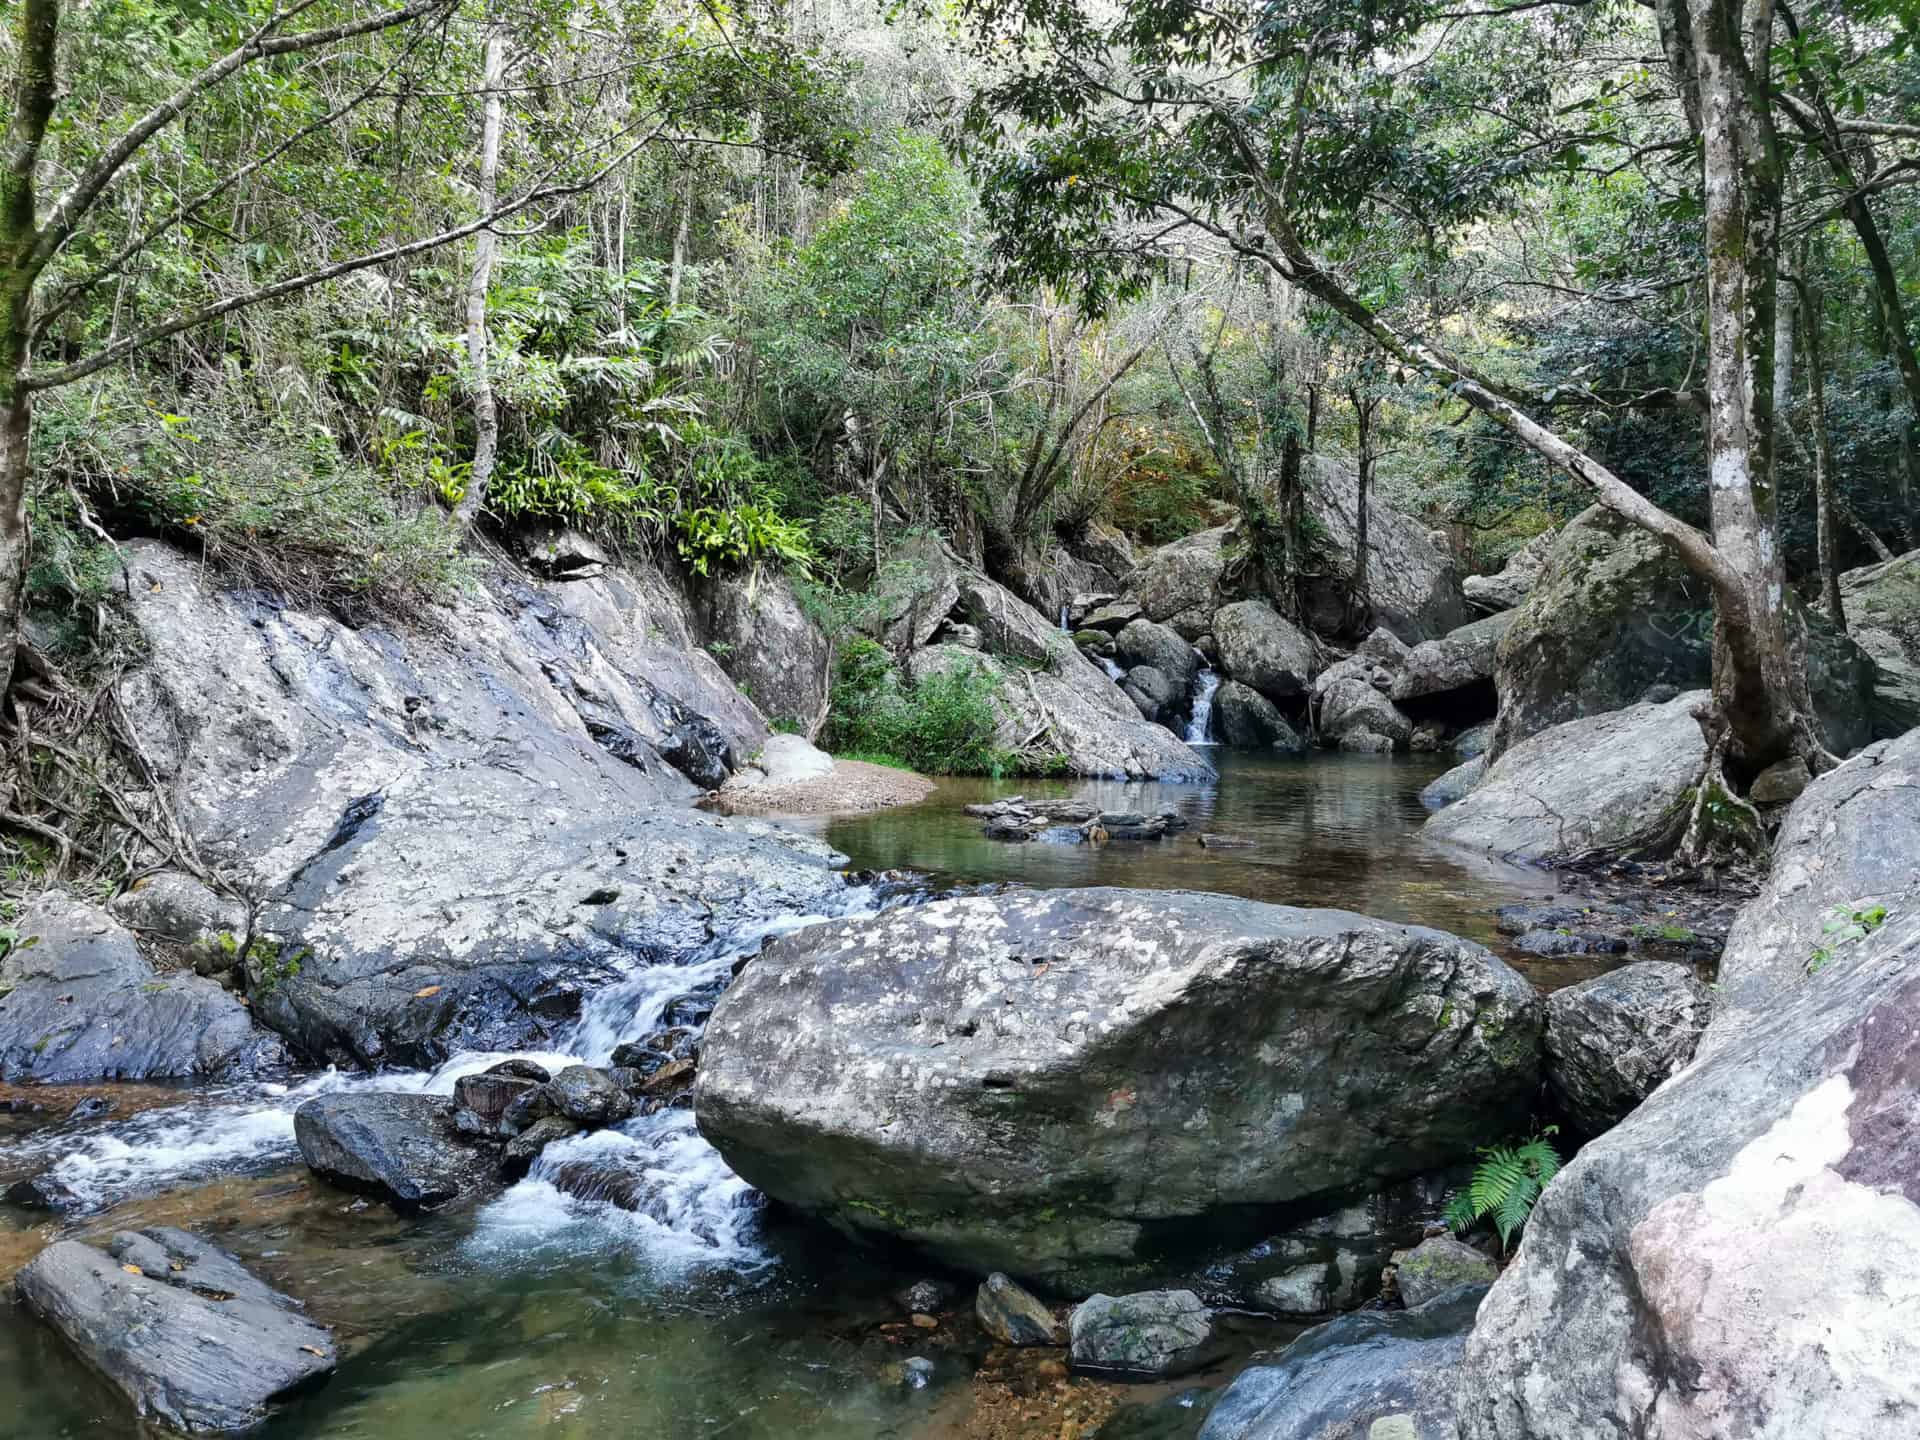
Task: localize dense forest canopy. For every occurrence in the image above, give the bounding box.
[0,0,1916,783]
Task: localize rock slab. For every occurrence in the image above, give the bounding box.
[1544,960,1711,1135]
[696,888,1541,1281]
[15,1227,334,1433]
[294,1092,489,1210]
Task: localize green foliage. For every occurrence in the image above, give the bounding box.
[1807,901,1891,976]
[1446,1129,1563,1250]
[821,637,1011,775]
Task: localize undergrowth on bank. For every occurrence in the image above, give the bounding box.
[822,638,1013,775]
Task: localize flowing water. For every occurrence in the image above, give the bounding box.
[0,753,1578,1438]
[1183,668,1221,744]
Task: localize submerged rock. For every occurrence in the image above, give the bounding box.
[695,888,1541,1282]
[1544,961,1711,1136]
[976,1272,1065,1346]
[1425,692,1708,863]
[1419,754,1485,812]
[1203,1284,1486,1440]
[293,1092,490,1210]
[1070,1290,1217,1377]
[0,893,281,1084]
[1392,1235,1497,1308]
[1456,729,1920,1440]
[15,1226,335,1433]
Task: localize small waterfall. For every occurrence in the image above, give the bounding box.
[1185,667,1221,745]
[1100,655,1126,680]
[1059,605,1071,632]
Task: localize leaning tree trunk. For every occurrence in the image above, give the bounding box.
[453,31,506,528]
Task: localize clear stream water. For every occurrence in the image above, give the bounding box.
[0,752,1581,1439]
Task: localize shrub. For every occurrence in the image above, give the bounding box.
[821,638,1010,775]
[1445,1128,1562,1253]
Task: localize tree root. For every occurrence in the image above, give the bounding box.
[1676,737,1768,871]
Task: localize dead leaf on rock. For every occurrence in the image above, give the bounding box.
[413,985,442,999]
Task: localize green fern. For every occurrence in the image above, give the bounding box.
[1445,1129,1562,1251]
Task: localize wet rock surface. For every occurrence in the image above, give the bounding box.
[1069,1290,1217,1378]
[0,894,281,1084]
[696,888,1541,1282]
[1203,1284,1487,1440]
[977,1272,1065,1346]
[1544,960,1711,1135]
[294,1092,491,1210]
[1391,1235,1497,1308]
[15,1226,335,1433]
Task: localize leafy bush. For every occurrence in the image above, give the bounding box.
[1445,1128,1562,1252]
[821,638,1010,775]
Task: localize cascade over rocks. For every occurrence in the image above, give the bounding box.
[1425,692,1710,862]
[1544,960,1711,1136]
[113,541,848,1069]
[1203,1283,1488,1440]
[1839,549,1920,736]
[695,888,1541,1283]
[1492,507,1875,758]
[1456,727,1920,1440]
[16,1227,336,1434]
[0,893,282,1083]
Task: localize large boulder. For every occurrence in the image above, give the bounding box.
[1425,692,1709,863]
[1203,1284,1487,1440]
[696,888,1542,1282]
[1707,726,1920,1049]
[1113,618,1202,696]
[1069,1290,1217,1378]
[1213,600,1316,704]
[1493,507,1875,758]
[114,541,847,1069]
[1839,549,1920,736]
[1133,526,1231,639]
[697,569,830,732]
[294,1092,491,1210]
[1392,611,1513,710]
[1299,456,1471,643]
[1318,674,1415,752]
[15,1226,335,1433]
[0,894,279,1083]
[1462,530,1554,614]
[1456,727,1920,1440]
[1544,960,1711,1135]
[1214,681,1307,750]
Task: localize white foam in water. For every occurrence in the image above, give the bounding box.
[1185,666,1221,745]
[23,885,883,1282]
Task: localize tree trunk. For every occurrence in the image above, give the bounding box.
[1679,0,1825,774]
[667,164,691,308]
[1350,387,1374,607]
[0,375,29,701]
[453,31,505,527]
[1795,273,1844,623]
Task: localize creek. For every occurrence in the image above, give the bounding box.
[0,752,1579,1438]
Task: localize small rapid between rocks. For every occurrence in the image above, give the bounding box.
[1184,667,1221,744]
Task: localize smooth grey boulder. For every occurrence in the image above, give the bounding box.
[1840,549,1920,736]
[1392,612,1513,705]
[1462,531,1554,614]
[106,871,246,948]
[1113,618,1202,694]
[753,733,835,784]
[294,1092,490,1210]
[1426,693,1708,863]
[1708,727,1920,1051]
[15,1227,334,1433]
[1299,456,1470,643]
[696,888,1541,1281]
[1456,733,1920,1440]
[0,893,279,1083]
[1122,664,1179,723]
[696,568,829,731]
[1419,754,1486,812]
[1454,721,1496,759]
[1319,675,1415,752]
[1070,1290,1216,1377]
[1214,600,1316,704]
[115,541,847,1070]
[1213,680,1306,750]
[1545,961,1711,1135]
[548,1065,633,1127]
[1393,1235,1497,1308]
[976,1271,1064,1346]
[1492,507,1874,759]
[1204,1284,1487,1440]
[1133,526,1231,639]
